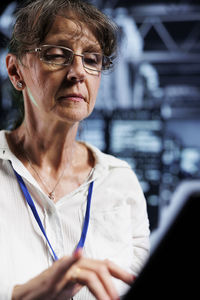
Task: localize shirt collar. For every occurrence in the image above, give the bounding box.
[0,130,44,190]
[0,130,129,184]
[0,130,12,159]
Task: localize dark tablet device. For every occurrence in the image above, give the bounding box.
[124,180,200,299]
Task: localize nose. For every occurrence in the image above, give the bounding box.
[66,55,86,82]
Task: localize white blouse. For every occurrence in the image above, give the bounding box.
[0,130,150,300]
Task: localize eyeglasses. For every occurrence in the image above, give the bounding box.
[25,44,112,75]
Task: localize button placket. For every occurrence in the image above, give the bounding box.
[45,205,64,260]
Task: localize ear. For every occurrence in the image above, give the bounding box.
[6,54,25,91]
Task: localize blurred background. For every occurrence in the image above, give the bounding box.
[0,0,200,234]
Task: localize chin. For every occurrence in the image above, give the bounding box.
[58,111,89,124]
[54,105,90,123]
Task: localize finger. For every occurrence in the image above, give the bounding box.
[73,247,83,259]
[77,257,135,285]
[105,259,135,285]
[95,264,119,300]
[68,259,119,299]
[71,268,113,300]
[52,251,82,281]
[82,261,119,299]
[12,254,84,300]
[51,253,83,293]
[55,282,83,300]
[23,256,82,300]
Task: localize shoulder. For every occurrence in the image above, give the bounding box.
[81,141,141,189]
[98,151,131,169]
[81,141,131,169]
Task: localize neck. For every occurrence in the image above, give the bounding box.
[7,118,95,201]
[9,118,80,173]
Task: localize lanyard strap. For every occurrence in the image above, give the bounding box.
[12,166,94,261]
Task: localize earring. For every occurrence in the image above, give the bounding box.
[17,81,23,89]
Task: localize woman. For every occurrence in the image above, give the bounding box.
[0,0,150,299]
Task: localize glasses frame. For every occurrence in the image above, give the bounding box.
[25,44,112,74]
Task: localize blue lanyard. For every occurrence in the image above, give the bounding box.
[12,166,94,261]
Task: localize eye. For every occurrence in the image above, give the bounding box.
[40,46,73,65]
[42,47,67,63]
[84,53,102,66]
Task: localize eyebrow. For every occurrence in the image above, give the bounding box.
[83,44,102,53]
[44,38,102,53]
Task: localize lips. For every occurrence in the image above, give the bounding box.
[58,93,86,102]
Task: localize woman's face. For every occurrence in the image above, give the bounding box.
[19,15,102,125]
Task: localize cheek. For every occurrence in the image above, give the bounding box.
[89,76,101,104]
[26,70,55,105]
[23,58,55,98]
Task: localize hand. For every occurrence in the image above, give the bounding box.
[12,249,135,300]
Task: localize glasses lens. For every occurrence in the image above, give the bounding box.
[39,45,112,73]
[83,53,103,71]
[41,46,73,65]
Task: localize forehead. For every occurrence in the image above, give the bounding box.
[44,15,101,50]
